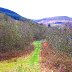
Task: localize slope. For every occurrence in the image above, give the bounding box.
[0,41,42,72]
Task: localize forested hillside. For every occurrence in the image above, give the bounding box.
[0,13,47,53]
[0,13,33,53]
[0,13,72,57]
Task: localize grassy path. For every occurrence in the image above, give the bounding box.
[0,41,42,72]
[29,41,42,65]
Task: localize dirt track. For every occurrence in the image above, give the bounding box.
[40,43,72,72]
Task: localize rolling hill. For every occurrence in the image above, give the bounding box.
[0,7,26,21]
[34,16,72,28]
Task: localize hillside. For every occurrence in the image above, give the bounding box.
[0,12,48,55]
[0,8,72,72]
[34,16,72,27]
[0,7,72,58]
[0,7,26,21]
[35,16,72,22]
[0,12,72,56]
[0,13,33,53]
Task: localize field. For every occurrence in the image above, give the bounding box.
[0,41,41,72]
[0,40,72,72]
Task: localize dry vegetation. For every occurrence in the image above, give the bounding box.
[45,27,72,57]
[40,43,72,72]
[0,13,47,60]
[0,13,72,72]
[0,13,72,57]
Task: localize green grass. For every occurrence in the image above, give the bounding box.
[0,41,42,72]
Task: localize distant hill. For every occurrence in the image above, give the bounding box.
[0,7,28,21]
[34,16,72,27]
[0,7,38,24]
[35,16,72,22]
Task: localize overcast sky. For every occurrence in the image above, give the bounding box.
[0,0,72,19]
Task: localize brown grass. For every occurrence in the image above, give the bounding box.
[0,45,34,61]
[40,43,72,72]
